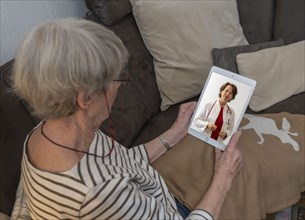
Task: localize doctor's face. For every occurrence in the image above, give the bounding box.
[220,85,234,103]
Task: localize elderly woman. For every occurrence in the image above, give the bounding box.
[12,19,242,219]
[195,82,238,142]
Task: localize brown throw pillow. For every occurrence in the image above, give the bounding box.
[153,112,305,219]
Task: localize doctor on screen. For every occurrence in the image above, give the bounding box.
[194,82,237,142]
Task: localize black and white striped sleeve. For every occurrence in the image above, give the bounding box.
[128,144,149,163]
[79,176,181,220]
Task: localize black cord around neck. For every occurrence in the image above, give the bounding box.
[40,121,111,158]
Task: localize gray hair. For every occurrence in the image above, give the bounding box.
[12,18,128,119]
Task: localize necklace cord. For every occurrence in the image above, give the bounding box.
[40,121,101,157]
[104,89,115,156]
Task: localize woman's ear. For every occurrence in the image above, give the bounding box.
[76,90,92,109]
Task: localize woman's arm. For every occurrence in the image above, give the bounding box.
[194,102,211,132]
[144,103,242,219]
[144,102,197,163]
[81,176,183,220]
[193,130,242,219]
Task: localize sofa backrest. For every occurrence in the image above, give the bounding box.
[237,0,305,44]
[273,0,305,44]
[84,0,132,26]
[86,9,161,148]
[237,0,275,43]
[84,0,277,44]
[84,0,304,147]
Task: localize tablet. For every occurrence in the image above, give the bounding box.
[188,66,256,150]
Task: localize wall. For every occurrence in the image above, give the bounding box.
[0,0,88,65]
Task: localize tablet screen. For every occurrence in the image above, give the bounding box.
[188,66,256,150]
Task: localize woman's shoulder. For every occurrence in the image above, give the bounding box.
[205,100,218,107]
[203,100,214,105]
[226,104,235,114]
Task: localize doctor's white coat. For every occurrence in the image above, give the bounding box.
[194,100,235,142]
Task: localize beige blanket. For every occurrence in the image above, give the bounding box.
[152,112,305,219]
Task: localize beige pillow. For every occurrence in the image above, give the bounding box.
[130,0,248,110]
[236,40,305,112]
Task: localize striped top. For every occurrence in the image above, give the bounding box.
[22,128,213,219]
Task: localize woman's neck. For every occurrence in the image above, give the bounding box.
[218,99,227,107]
[43,116,95,153]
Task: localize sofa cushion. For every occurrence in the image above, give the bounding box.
[86,13,161,148]
[236,40,305,112]
[236,0,275,44]
[130,0,248,111]
[84,0,131,26]
[274,0,305,44]
[212,39,285,73]
[153,113,305,218]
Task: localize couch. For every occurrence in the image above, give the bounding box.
[0,0,304,218]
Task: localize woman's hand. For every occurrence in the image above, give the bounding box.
[194,130,242,219]
[208,123,217,131]
[219,131,227,139]
[164,102,197,147]
[144,102,197,163]
[213,130,242,192]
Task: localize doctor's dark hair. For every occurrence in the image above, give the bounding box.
[218,82,238,100]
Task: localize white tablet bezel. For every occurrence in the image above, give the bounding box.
[188,66,256,150]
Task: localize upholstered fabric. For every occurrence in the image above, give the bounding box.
[237,40,305,112]
[236,0,275,44]
[130,0,248,111]
[86,14,161,147]
[153,113,305,219]
[251,92,305,115]
[274,0,305,44]
[2,0,305,217]
[84,0,131,25]
[212,39,285,73]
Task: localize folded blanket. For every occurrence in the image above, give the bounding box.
[152,112,305,219]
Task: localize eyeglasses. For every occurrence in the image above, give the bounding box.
[113,71,130,86]
[113,79,130,86]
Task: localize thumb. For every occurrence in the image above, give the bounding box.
[227,129,242,148]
